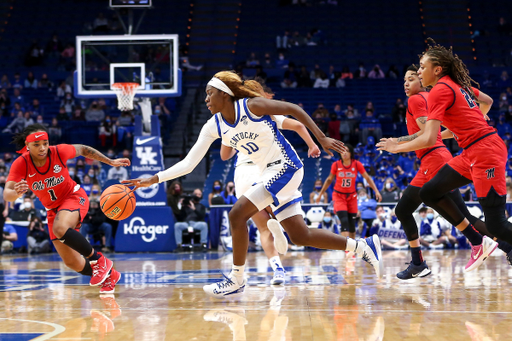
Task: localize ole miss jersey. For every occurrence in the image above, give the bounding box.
[427,76,494,149]
[331,159,366,193]
[7,144,79,209]
[406,91,445,159]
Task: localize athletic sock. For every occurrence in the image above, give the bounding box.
[461,224,483,246]
[79,259,92,277]
[497,240,512,254]
[230,264,245,285]
[345,238,365,254]
[269,256,283,271]
[410,247,423,266]
[89,250,101,261]
[59,228,94,258]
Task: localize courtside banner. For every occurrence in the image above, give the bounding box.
[131,135,167,206]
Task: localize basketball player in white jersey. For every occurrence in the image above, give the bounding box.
[123,71,383,299]
[220,81,322,286]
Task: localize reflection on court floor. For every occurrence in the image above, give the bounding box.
[1,250,511,340]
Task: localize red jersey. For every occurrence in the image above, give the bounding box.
[406,91,446,159]
[7,144,79,209]
[331,159,366,194]
[427,76,494,149]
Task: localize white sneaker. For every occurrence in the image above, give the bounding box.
[203,309,248,330]
[270,267,285,285]
[270,286,286,306]
[267,219,288,255]
[359,235,384,278]
[203,274,247,299]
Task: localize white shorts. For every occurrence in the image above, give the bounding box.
[242,163,303,222]
[234,162,261,199]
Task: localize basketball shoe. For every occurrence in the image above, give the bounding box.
[396,261,431,280]
[90,253,113,286]
[465,236,498,272]
[270,286,286,306]
[267,219,288,255]
[203,309,248,336]
[358,235,384,278]
[203,273,247,299]
[100,269,121,294]
[270,267,285,285]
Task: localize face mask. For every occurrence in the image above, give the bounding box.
[69,171,75,176]
[107,153,115,158]
[386,182,393,190]
[106,119,110,123]
[391,216,398,223]
[174,188,181,195]
[37,119,43,123]
[323,217,332,223]
[503,96,507,101]
[279,55,284,60]
[23,202,32,210]
[214,185,221,191]
[315,185,322,190]
[378,213,386,220]
[92,189,99,194]
[427,213,434,220]
[155,110,161,114]
[359,195,367,200]
[193,195,202,202]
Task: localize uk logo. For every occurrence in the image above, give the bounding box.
[54,165,62,173]
[135,146,158,165]
[241,115,249,125]
[485,168,495,179]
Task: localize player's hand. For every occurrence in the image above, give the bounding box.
[308,144,321,158]
[375,191,382,202]
[483,113,490,121]
[14,179,28,196]
[110,158,131,167]
[122,175,158,188]
[318,136,346,157]
[376,138,399,154]
[315,195,322,204]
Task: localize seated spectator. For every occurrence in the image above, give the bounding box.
[3,111,26,133]
[498,17,512,36]
[108,165,128,182]
[9,198,38,222]
[221,181,237,204]
[38,73,53,89]
[55,107,69,121]
[209,180,225,205]
[11,88,25,107]
[85,101,105,122]
[80,200,113,252]
[340,66,353,80]
[313,71,330,88]
[333,104,343,119]
[344,104,359,117]
[180,56,203,71]
[60,93,76,115]
[167,180,183,220]
[360,109,382,142]
[357,188,377,237]
[498,71,512,89]
[68,167,81,185]
[24,111,34,127]
[27,216,51,254]
[354,63,367,78]
[12,73,23,89]
[317,211,339,234]
[75,159,87,182]
[56,81,72,98]
[71,107,86,121]
[28,98,44,117]
[99,115,116,147]
[24,71,38,89]
[48,118,62,143]
[328,113,341,140]
[81,175,93,196]
[1,223,18,253]
[93,13,109,33]
[276,30,290,50]
[275,53,289,69]
[262,53,274,68]
[497,113,512,137]
[246,52,260,67]
[373,208,407,249]
[61,44,75,67]
[313,110,328,134]
[46,34,63,57]
[381,178,400,202]
[419,208,454,248]
[0,74,11,89]
[387,65,400,79]
[392,98,406,123]
[297,66,311,88]
[281,64,298,88]
[310,179,328,204]
[89,184,102,202]
[174,189,208,251]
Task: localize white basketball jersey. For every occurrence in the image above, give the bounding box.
[214,98,303,173]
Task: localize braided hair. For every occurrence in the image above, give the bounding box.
[12,123,48,150]
[421,38,479,99]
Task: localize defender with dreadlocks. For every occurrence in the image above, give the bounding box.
[377,38,512,269]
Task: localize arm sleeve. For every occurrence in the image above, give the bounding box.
[56,144,76,163]
[355,160,366,174]
[428,85,453,123]
[6,157,27,183]
[272,115,286,129]
[330,161,337,175]
[157,119,219,183]
[408,95,428,121]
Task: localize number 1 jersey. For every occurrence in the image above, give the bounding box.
[331,159,366,194]
[7,144,79,210]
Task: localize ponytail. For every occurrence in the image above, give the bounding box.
[213,71,263,99]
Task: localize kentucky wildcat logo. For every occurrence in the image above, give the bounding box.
[32,175,65,191]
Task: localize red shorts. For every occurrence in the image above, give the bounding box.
[410,147,453,188]
[47,188,89,240]
[448,133,507,198]
[333,191,358,214]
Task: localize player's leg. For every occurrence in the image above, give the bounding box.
[394,185,431,279]
[52,240,89,274]
[346,193,358,239]
[337,211,352,238]
[251,210,285,285]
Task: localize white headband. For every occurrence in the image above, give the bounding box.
[207,77,234,97]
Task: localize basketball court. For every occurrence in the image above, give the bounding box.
[0,250,511,340]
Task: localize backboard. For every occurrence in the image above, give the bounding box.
[74,34,181,99]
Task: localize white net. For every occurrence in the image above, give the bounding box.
[112,83,139,111]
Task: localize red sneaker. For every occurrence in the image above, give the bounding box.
[89,253,113,286]
[465,236,498,272]
[100,269,121,294]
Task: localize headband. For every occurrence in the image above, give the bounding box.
[16,131,48,154]
[207,77,234,96]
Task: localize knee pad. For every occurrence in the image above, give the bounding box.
[337,211,350,232]
[348,213,357,233]
[419,182,438,205]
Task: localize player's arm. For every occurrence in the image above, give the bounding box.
[3,180,27,202]
[316,173,335,204]
[376,119,441,154]
[247,97,346,156]
[220,145,236,161]
[441,128,455,139]
[282,118,321,158]
[389,116,427,145]
[476,90,493,118]
[73,145,130,167]
[361,172,382,202]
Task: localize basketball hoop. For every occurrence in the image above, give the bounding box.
[112,82,139,111]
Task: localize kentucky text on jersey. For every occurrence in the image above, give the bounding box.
[229,132,260,148]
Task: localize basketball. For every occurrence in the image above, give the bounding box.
[100,184,136,221]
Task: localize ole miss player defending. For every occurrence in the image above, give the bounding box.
[377,39,512,272]
[3,124,130,293]
[316,144,382,239]
[381,65,512,279]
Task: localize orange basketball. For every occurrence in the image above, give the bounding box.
[99,184,136,221]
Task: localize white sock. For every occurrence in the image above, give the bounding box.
[230,264,245,284]
[345,238,365,253]
[269,256,283,271]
